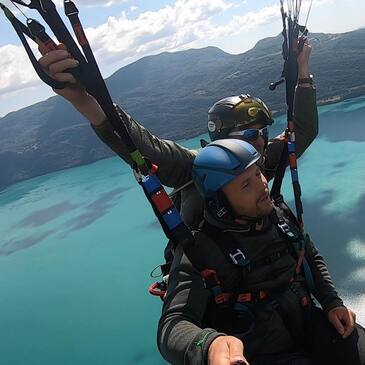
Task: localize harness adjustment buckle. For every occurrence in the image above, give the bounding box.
[201,269,220,287]
[229,249,250,267]
[216,207,228,218]
[278,220,296,238]
[301,295,310,307]
[215,293,232,305]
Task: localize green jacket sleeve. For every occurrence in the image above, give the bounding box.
[304,237,344,313]
[157,244,225,365]
[91,105,196,188]
[263,85,319,181]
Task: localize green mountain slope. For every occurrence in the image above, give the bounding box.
[0,28,364,190]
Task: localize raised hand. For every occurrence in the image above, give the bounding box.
[37,43,106,125]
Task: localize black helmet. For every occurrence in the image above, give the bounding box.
[208,94,274,141]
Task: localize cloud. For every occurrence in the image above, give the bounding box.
[0,44,40,95]
[1,0,233,97]
[85,0,233,65]
[342,293,365,327]
[0,0,335,100]
[347,239,365,261]
[206,2,306,40]
[53,0,129,7]
[85,0,286,69]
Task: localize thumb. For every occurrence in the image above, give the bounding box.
[227,337,246,364]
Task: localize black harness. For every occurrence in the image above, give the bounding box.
[194,205,314,349]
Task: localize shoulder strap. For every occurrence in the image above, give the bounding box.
[271,202,317,294]
[271,202,302,243]
[193,221,244,292]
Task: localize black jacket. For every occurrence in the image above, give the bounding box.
[157,207,344,365]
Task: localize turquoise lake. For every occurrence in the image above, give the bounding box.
[1,96,365,364]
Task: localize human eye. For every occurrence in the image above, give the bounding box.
[241,181,249,190]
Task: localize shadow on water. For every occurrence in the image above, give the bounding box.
[299,191,365,293]
[13,201,81,229]
[63,187,131,232]
[0,176,50,207]
[1,187,132,255]
[0,230,55,256]
[332,161,347,170]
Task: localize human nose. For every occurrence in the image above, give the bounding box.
[260,172,268,185]
[260,174,269,192]
[254,137,265,153]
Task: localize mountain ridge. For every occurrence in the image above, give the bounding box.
[1,28,364,191]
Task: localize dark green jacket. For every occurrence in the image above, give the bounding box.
[92,86,318,228]
[157,208,344,365]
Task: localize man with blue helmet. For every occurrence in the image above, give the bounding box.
[157,140,365,365]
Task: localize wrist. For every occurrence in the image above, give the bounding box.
[298,74,314,87]
[74,93,98,111]
[76,96,106,126]
[298,67,310,79]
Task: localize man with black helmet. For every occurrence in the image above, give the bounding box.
[157,139,365,365]
[38,42,317,231]
[207,94,277,179]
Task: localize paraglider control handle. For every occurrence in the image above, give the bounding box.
[269,78,285,91]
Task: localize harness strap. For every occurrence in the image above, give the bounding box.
[270,135,289,201]
[271,281,312,348]
[237,290,267,303]
[201,269,233,304]
[229,247,292,271]
[271,204,317,295]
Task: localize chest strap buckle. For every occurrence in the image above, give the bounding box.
[229,249,251,268]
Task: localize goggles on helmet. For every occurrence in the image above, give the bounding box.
[229,126,268,142]
[234,96,273,126]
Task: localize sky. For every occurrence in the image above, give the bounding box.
[0,0,364,117]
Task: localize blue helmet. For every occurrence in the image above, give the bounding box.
[192,139,261,200]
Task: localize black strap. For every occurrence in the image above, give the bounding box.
[270,138,289,201]
[2,0,206,279]
[269,4,309,227]
[247,247,291,272]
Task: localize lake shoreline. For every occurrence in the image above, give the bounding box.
[1,93,365,194]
